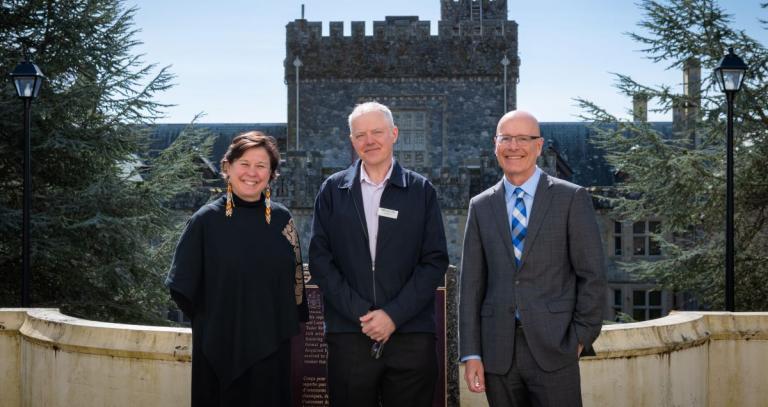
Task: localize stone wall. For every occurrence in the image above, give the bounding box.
[460,311,768,406]
[0,308,191,407]
[2,309,767,406]
[284,17,518,81]
[285,79,510,172]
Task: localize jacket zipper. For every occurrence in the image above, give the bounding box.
[372,263,377,307]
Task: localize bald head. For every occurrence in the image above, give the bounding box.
[496,110,541,138]
[494,110,544,185]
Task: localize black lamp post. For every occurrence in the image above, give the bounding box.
[714,47,748,312]
[9,58,45,307]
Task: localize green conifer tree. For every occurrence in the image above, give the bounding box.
[577,0,768,310]
[0,0,212,323]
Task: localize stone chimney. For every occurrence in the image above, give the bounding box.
[683,58,701,123]
[672,58,702,145]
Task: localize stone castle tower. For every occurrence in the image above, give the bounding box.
[284,0,518,170]
[279,1,540,264]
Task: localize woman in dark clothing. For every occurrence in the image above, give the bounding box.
[166,131,308,406]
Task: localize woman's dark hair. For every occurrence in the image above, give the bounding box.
[220,131,280,181]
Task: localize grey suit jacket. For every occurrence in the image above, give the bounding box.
[458,172,607,374]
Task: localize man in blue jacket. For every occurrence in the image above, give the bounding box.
[309,101,449,407]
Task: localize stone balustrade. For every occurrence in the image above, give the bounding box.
[1,308,766,406]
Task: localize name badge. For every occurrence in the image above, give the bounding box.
[378,207,398,219]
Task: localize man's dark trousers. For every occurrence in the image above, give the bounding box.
[326,332,437,407]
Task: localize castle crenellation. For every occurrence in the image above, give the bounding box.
[285,7,518,80]
[441,0,508,22]
[288,0,513,41]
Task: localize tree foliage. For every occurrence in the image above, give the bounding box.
[0,0,212,323]
[577,0,768,310]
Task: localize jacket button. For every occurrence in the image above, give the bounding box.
[515,280,520,285]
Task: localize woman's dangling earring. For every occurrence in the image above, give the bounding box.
[265,185,272,224]
[225,181,234,217]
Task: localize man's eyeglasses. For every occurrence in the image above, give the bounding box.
[371,341,384,359]
[495,135,541,145]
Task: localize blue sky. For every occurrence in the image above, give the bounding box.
[130,1,766,123]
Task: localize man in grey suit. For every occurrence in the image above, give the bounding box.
[458,110,606,407]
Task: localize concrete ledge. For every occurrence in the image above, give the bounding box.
[590,312,709,359]
[0,309,28,407]
[2,309,767,406]
[18,309,191,362]
[0,308,33,333]
[695,311,768,407]
[694,311,768,340]
[460,311,768,407]
[1,308,192,407]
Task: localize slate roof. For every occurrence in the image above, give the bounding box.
[540,122,674,187]
[148,121,674,186]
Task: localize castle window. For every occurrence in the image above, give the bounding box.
[393,110,428,167]
[633,220,662,256]
[613,288,623,317]
[613,221,623,256]
[632,289,663,321]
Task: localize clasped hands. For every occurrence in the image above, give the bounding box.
[359,309,395,343]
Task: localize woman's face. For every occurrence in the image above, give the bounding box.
[225,147,272,202]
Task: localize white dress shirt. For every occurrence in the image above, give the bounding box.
[360,159,394,263]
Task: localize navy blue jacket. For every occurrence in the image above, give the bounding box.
[309,160,449,334]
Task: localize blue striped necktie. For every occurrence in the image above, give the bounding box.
[510,187,527,267]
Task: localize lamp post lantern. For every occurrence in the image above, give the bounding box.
[9,58,45,307]
[293,56,303,151]
[714,47,748,312]
[501,55,510,113]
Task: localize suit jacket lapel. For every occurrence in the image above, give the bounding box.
[520,173,554,269]
[490,180,518,268]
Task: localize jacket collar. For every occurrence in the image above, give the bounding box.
[339,159,407,189]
